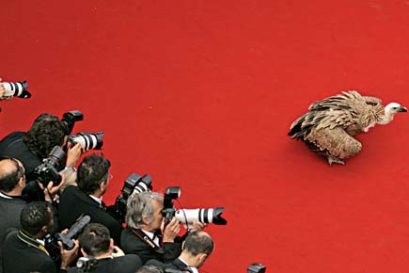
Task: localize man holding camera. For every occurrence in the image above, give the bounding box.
[1,201,78,273]
[68,223,142,273]
[121,192,205,264]
[58,154,122,244]
[0,113,82,181]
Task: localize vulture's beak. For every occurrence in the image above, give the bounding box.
[398,106,408,112]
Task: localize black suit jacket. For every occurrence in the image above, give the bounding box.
[0,132,42,181]
[67,254,142,273]
[121,227,182,264]
[1,231,57,273]
[58,186,123,244]
[0,195,26,245]
[0,195,27,273]
[146,258,193,273]
[167,259,193,272]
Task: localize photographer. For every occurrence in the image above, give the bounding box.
[1,201,78,273]
[0,113,82,182]
[68,223,142,273]
[121,192,205,264]
[0,158,27,245]
[58,154,122,244]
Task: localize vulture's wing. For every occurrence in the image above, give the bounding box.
[305,126,362,159]
[308,91,370,113]
[289,109,356,138]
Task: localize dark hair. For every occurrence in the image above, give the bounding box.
[0,158,24,192]
[136,265,164,273]
[25,113,66,159]
[20,201,51,236]
[183,231,214,256]
[79,223,111,256]
[77,154,111,194]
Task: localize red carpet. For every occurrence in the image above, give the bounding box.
[2,1,409,272]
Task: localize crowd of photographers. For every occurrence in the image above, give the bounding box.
[0,80,223,273]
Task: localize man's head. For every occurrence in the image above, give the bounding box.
[77,154,111,196]
[0,158,26,195]
[20,201,53,239]
[180,231,214,269]
[25,113,67,159]
[126,191,164,232]
[136,265,163,273]
[79,223,113,257]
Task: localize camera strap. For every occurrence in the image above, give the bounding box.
[17,230,50,256]
[130,228,164,254]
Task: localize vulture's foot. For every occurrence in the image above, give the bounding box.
[327,156,345,166]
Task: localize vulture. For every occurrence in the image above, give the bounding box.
[288,91,407,165]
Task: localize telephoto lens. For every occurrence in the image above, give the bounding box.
[68,132,104,151]
[175,207,227,225]
[1,81,31,98]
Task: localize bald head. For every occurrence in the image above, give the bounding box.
[183,231,214,256]
[0,158,25,194]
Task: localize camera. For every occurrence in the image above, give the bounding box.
[77,256,98,273]
[162,186,227,226]
[33,146,66,186]
[61,110,84,135]
[45,215,91,263]
[175,207,227,225]
[247,263,266,273]
[109,172,153,223]
[68,132,104,151]
[1,81,31,99]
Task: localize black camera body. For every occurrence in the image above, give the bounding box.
[162,186,181,223]
[61,110,84,135]
[109,173,153,223]
[247,263,266,273]
[33,146,66,187]
[76,256,98,273]
[45,215,91,264]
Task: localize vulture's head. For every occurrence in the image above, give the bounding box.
[378,102,407,124]
[385,102,407,114]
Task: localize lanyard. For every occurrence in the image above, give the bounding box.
[17,230,50,256]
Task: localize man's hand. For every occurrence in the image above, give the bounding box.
[162,218,181,243]
[0,78,11,100]
[188,221,207,232]
[66,143,82,168]
[58,239,79,270]
[38,175,66,203]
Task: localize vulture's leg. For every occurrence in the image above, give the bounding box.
[327,155,345,165]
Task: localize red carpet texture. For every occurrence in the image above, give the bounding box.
[2,1,409,272]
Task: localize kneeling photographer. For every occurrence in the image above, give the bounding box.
[121,191,206,264]
[68,223,142,273]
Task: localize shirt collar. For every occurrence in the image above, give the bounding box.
[141,229,156,240]
[0,192,13,199]
[89,195,103,205]
[178,258,199,273]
